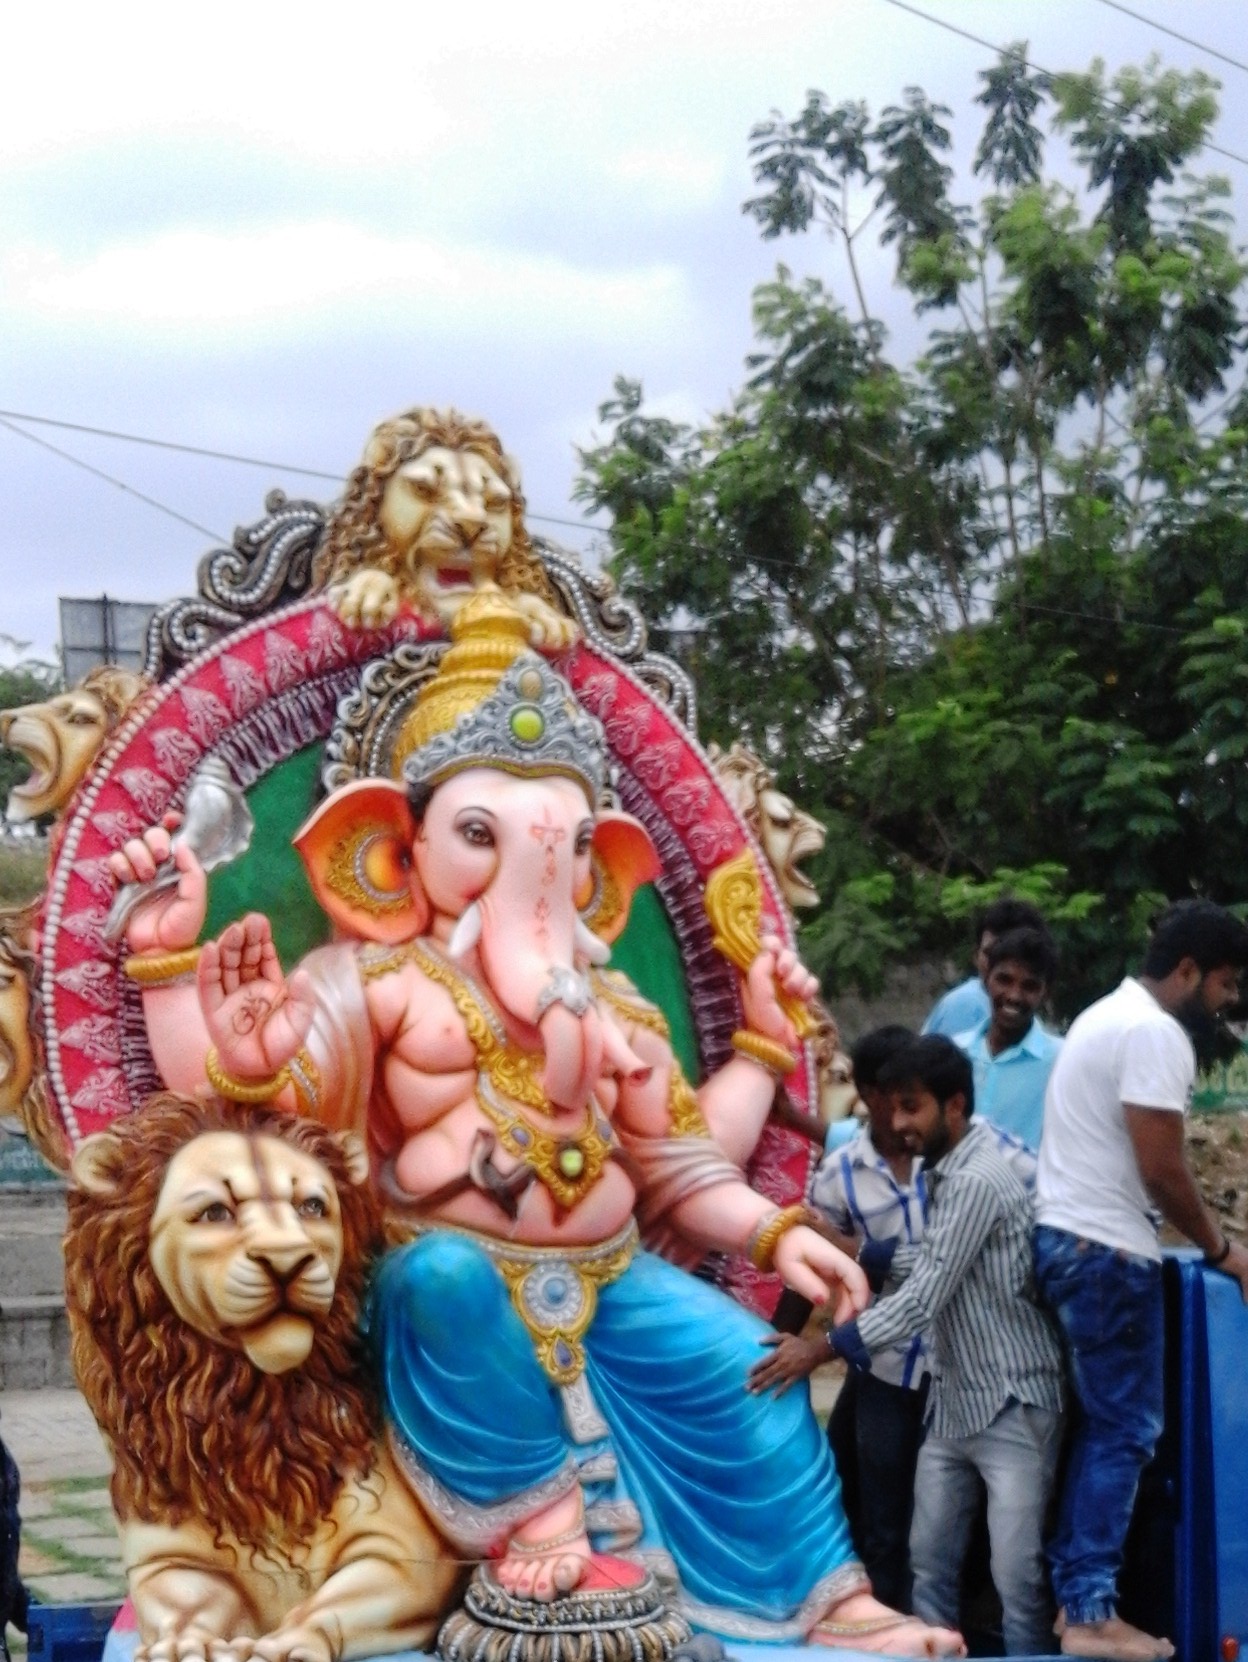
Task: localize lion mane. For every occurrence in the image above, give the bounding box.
[311,405,557,607]
[65,1094,383,1552]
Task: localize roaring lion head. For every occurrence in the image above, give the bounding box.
[312,407,558,623]
[707,741,827,910]
[0,664,150,823]
[65,1094,383,1549]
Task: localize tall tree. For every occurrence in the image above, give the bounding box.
[577,52,1247,1013]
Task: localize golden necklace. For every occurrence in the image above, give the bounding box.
[476,1074,616,1215]
[365,938,617,1211]
[363,938,549,1113]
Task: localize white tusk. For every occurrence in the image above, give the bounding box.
[575,918,611,965]
[447,901,483,960]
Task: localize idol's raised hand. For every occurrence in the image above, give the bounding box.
[198,914,316,1084]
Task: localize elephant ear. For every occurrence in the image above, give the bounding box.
[582,811,662,946]
[293,779,428,944]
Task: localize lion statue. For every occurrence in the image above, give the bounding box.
[311,407,577,651]
[0,900,68,1170]
[0,664,150,823]
[706,741,826,912]
[65,1094,458,1662]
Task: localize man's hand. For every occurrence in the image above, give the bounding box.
[747,1331,829,1397]
[773,1224,869,1321]
[199,915,315,1081]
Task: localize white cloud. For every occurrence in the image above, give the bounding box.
[1,222,691,340]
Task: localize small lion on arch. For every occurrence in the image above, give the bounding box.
[312,407,577,651]
[65,1094,458,1662]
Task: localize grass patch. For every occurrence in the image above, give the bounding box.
[0,842,48,906]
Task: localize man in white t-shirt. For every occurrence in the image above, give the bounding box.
[1035,900,1248,1662]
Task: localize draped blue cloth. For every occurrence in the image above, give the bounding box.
[368,1233,860,1635]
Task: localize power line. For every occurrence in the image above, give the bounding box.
[1091,0,1248,77]
[878,0,1248,172]
[0,408,341,483]
[0,417,225,544]
[0,407,600,539]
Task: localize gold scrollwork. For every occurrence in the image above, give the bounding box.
[703,850,814,1038]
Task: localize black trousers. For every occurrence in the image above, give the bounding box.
[827,1370,929,1611]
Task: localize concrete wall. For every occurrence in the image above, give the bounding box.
[828,958,955,1044]
[0,1187,74,1389]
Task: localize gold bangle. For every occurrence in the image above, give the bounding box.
[731,1029,798,1078]
[288,1047,322,1114]
[205,1046,291,1104]
[747,1203,816,1272]
[124,947,201,985]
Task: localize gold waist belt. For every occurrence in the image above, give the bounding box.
[389,1215,639,1386]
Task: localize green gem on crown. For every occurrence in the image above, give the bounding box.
[510,705,545,744]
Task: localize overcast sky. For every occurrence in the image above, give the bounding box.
[3,0,1246,668]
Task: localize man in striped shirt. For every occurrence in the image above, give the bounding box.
[752,1036,1064,1655]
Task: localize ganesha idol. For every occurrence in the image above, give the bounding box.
[108,589,958,1658]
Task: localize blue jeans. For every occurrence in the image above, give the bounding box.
[1033,1224,1165,1627]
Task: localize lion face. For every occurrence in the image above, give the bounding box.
[756,787,827,911]
[147,1130,351,1374]
[0,947,34,1116]
[0,666,148,822]
[377,444,517,626]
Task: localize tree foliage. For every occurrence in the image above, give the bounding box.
[576,52,1248,1016]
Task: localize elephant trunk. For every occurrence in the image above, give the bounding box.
[471,812,647,1109]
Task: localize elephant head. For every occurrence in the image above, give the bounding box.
[296,590,661,1108]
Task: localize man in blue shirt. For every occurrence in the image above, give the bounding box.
[924,898,1047,1039]
[954,928,1061,1152]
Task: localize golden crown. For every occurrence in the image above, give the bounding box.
[398,591,607,802]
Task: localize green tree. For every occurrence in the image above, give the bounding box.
[576,51,1248,1016]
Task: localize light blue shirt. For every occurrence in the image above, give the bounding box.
[923,974,989,1038]
[954,1016,1063,1152]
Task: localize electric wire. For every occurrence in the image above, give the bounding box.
[1090,0,1248,77]
[877,0,1248,172]
[0,416,226,544]
[0,408,599,537]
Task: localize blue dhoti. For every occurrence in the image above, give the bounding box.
[368,1228,864,1640]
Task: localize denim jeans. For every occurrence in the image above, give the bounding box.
[909,1399,1061,1655]
[1033,1224,1165,1627]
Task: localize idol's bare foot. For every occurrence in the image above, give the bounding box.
[493,1490,590,1603]
[813,1591,965,1657]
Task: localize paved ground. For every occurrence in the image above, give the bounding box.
[2,1387,124,1631]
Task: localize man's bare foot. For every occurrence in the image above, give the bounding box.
[1059,1614,1174,1661]
[812,1591,965,1657]
[492,1490,590,1603]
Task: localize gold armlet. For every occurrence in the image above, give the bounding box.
[124,947,201,986]
[747,1203,818,1272]
[668,1070,710,1139]
[205,1047,291,1104]
[288,1047,322,1115]
[731,1029,798,1079]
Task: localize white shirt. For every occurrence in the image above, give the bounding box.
[1037,977,1194,1260]
[812,1128,930,1389]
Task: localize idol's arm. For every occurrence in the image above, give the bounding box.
[108,824,214,1094]
[698,935,819,1163]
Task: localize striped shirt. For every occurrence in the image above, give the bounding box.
[833,1119,1064,1440]
[810,1129,930,1390]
